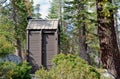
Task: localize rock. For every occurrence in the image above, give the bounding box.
[0,54,22,64]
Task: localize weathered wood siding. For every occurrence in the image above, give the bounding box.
[27,19,59,72]
[28,30,42,72]
[42,32,57,69]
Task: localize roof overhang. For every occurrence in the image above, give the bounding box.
[27,19,59,30]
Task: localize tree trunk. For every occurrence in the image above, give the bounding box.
[96,0,120,78]
[77,2,91,64]
[11,0,22,58]
[115,14,120,50]
[15,38,22,57]
[78,26,91,64]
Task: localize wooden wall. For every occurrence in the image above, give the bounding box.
[27,29,58,72]
[27,30,42,73]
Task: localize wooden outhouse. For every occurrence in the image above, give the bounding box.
[27,19,59,72]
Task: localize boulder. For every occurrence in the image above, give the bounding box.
[0,54,22,64]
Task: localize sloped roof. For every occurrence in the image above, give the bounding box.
[27,19,59,30]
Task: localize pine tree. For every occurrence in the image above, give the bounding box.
[64,0,98,64]
[33,4,41,19]
[0,1,14,56]
[47,0,61,19]
[10,0,33,57]
[48,0,71,54]
[96,0,120,78]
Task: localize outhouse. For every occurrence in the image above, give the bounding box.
[27,19,59,72]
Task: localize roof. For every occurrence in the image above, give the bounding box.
[27,19,59,30]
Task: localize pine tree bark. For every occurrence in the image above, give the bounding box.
[96,0,120,78]
[78,26,91,64]
[77,3,91,64]
[11,0,22,58]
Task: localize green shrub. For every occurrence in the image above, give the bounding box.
[0,61,31,79]
[0,35,14,57]
[35,67,52,79]
[35,53,100,79]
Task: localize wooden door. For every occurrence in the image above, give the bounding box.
[28,31,42,72]
[42,33,56,69]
